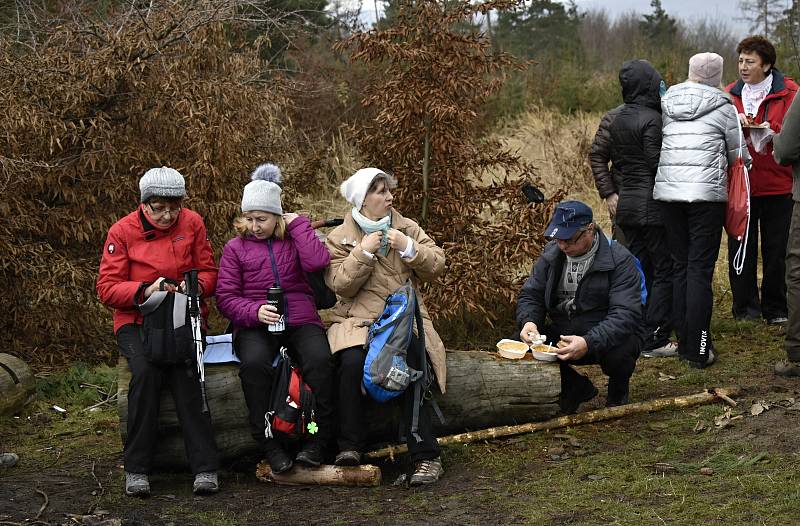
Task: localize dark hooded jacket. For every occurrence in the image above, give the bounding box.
[516,227,643,354]
[608,60,664,227]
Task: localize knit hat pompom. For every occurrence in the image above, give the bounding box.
[251,163,283,187]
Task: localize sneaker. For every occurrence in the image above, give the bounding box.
[410,457,444,486]
[768,317,789,326]
[642,341,678,358]
[192,471,219,495]
[775,360,800,377]
[334,450,362,467]
[295,442,323,467]
[124,472,150,497]
[683,348,716,369]
[264,443,293,474]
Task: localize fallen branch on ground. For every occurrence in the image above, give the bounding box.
[34,489,48,520]
[256,462,381,487]
[366,387,741,460]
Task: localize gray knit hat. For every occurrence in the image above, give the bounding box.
[139,166,186,203]
[241,163,283,214]
[688,52,724,87]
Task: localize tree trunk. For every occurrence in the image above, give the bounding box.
[117,350,560,469]
[0,353,36,416]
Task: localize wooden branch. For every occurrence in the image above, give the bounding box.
[256,462,381,487]
[366,387,741,460]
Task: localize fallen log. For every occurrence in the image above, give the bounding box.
[0,353,36,416]
[117,350,561,468]
[366,387,741,460]
[256,462,381,487]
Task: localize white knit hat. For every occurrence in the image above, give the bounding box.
[241,163,283,214]
[139,167,186,203]
[340,167,387,210]
[688,52,724,87]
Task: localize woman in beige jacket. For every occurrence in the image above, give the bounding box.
[325,167,446,485]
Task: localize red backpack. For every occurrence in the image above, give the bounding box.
[264,347,317,440]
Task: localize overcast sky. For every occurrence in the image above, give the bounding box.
[356,0,792,37]
[570,0,792,37]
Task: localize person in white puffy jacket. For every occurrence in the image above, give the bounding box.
[654,52,752,369]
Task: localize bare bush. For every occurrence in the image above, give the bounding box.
[0,0,295,365]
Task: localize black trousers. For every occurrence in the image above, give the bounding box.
[336,339,440,463]
[538,324,640,394]
[117,324,219,475]
[662,201,725,364]
[621,224,673,348]
[728,193,793,320]
[235,325,335,448]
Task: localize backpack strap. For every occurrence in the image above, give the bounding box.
[410,289,428,444]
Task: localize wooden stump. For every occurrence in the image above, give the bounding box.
[117,351,560,469]
[0,353,36,416]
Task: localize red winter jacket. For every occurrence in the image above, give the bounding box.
[96,205,218,334]
[727,70,798,196]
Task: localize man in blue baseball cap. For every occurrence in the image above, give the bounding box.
[517,200,645,413]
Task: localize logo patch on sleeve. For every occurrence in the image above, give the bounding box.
[108,243,115,254]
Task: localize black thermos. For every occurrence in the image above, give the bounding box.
[266,286,285,334]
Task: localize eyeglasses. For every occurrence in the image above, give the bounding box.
[554,228,589,246]
[147,203,181,218]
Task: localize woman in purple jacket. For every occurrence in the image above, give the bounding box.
[216,164,333,474]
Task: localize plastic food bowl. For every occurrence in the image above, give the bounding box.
[496,339,530,360]
[531,344,559,362]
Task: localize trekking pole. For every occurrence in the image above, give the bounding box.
[184,269,209,415]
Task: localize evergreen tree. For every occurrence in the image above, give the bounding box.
[493,0,582,60]
[639,0,678,49]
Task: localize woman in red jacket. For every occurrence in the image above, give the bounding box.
[96,167,219,497]
[726,36,798,324]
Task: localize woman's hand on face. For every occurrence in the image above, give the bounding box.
[387,229,408,251]
[284,212,299,225]
[258,304,280,324]
[361,231,383,254]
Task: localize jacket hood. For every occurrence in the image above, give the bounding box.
[661,82,731,121]
[619,60,663,111]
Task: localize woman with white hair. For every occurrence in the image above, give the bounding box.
[325,168,447,485]
[97,167,220,497]
[655,53,752,369]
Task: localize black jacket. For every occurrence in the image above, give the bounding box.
[589,104,624,199]
[608,60,664,227]
[516,229,642,354]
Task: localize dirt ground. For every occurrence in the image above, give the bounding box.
[3,320,800,525]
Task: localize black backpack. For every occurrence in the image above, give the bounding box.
[137,291,194,366]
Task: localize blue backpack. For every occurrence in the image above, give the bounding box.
[363,282,426,402]
[608,238,647,305]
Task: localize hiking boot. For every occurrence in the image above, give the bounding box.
[295,441,323,467]
[263,443,293,474]
[124,472,150,498]
[334,450,362,466]
[768,317,789,326]
[606,377,630,407]
[0,453,18,468]
[641,341,678,358]
[193,471,219,495]
[410,456,444,486]
[683,348,716,369]
[775,360,800,377]
[559,373,598,415]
